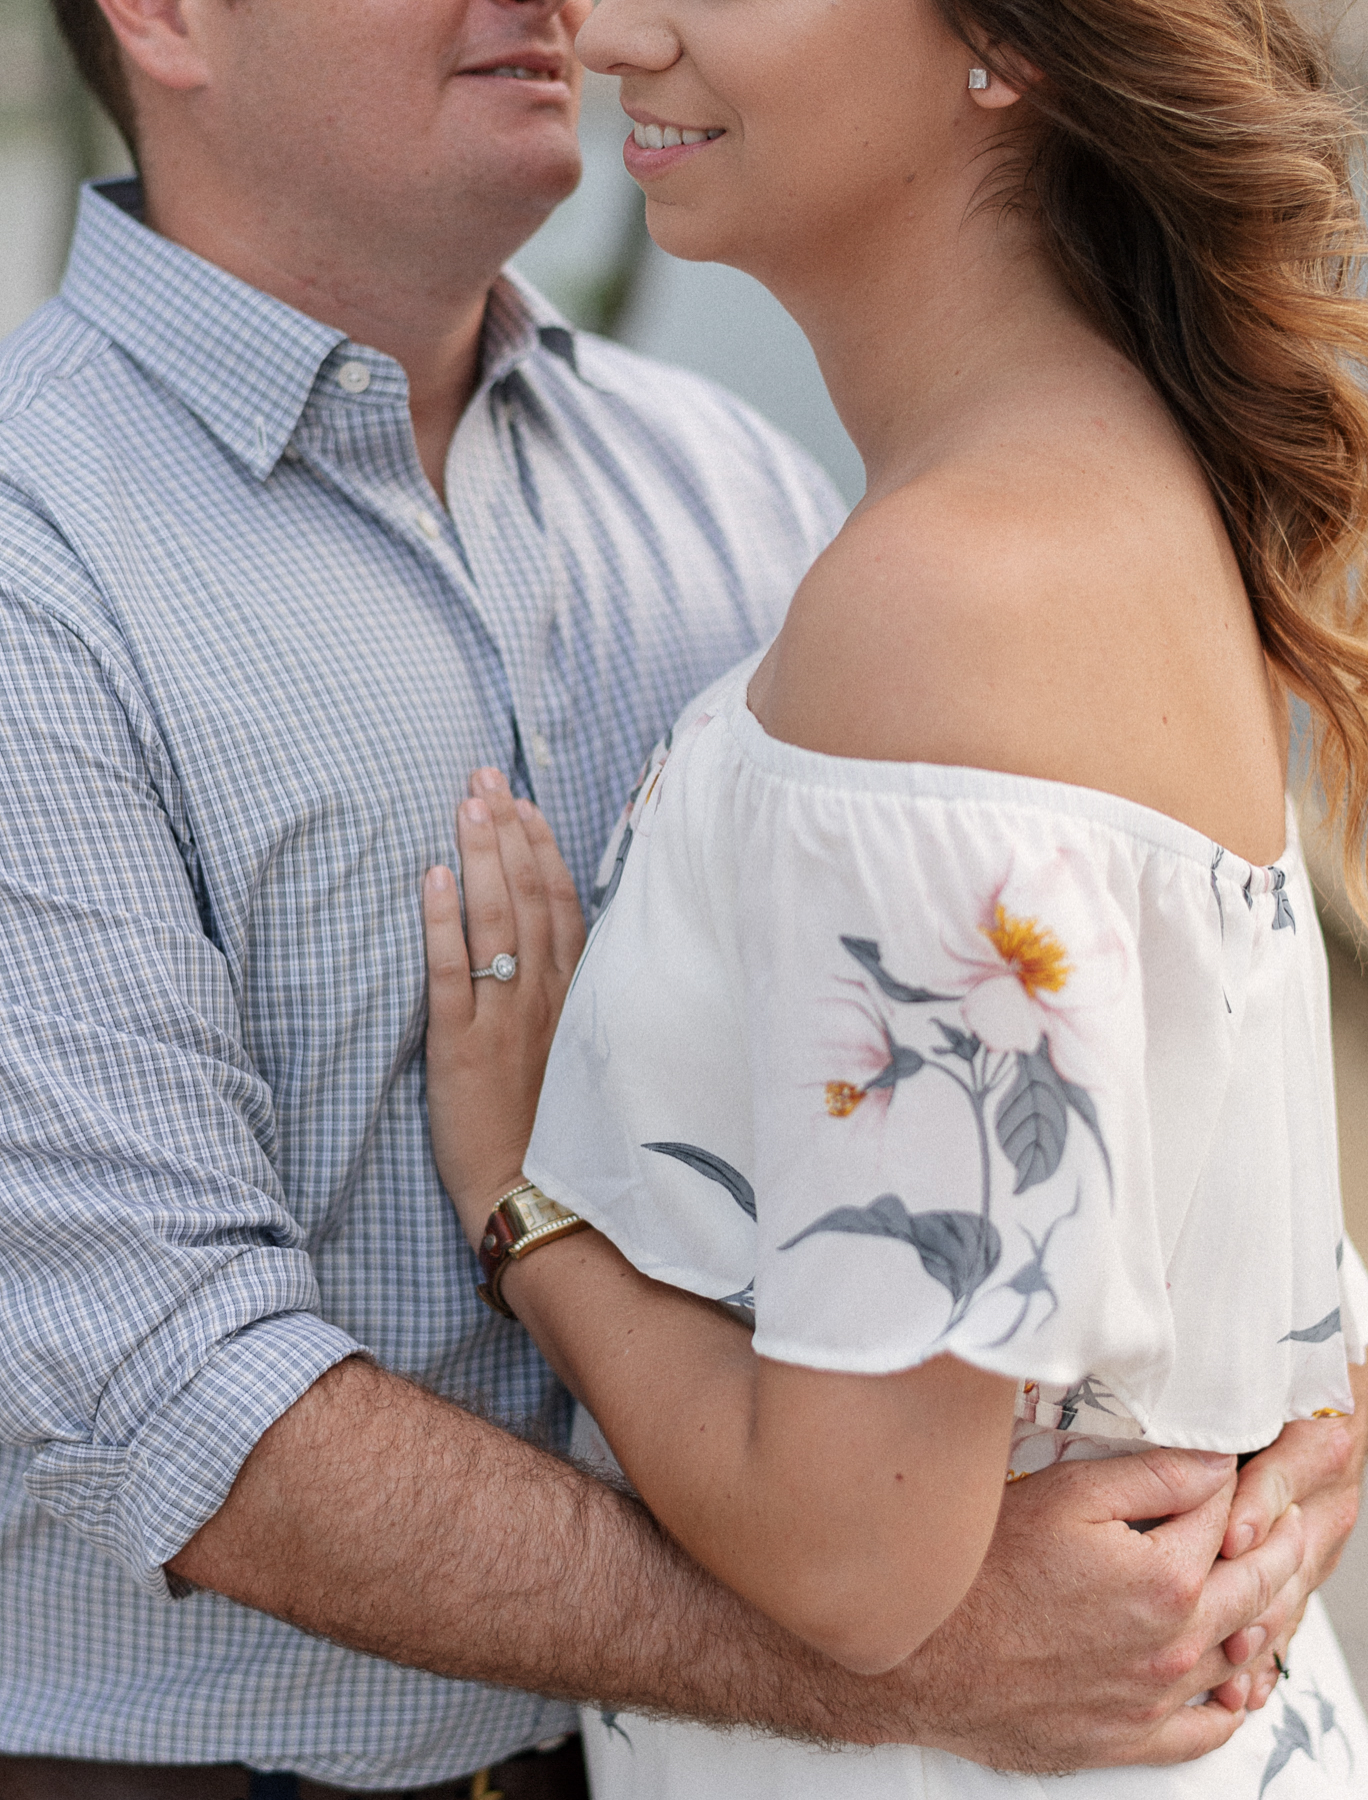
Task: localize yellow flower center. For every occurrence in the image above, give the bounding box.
[981,905,1072,998]
[824,1080,867,1118]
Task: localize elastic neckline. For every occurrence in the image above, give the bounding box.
[721,667,1292,882]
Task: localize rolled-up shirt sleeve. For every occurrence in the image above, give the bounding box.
[0,530,361,1594]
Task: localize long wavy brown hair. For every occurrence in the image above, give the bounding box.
[939,0,1368,910]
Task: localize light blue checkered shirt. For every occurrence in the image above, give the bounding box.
[0,179,844,1788]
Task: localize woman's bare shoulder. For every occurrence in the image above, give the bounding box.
[750,438,1287,861]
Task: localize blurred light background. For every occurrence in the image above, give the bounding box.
[5,0,1368,1693]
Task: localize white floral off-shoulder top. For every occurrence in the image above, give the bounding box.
[525,656,1368,1457]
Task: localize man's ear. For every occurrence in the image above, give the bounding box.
[96,0,211,92]
[967,45,1042,110]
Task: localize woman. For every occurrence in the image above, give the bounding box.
[421,0,1368,1791]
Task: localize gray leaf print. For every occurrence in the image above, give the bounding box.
[995,1036,1110,1196]
[1058,1374,1120,1430]
[1054,1062,1114,1194]
[839,936,956,1005]
[1260,1697,1314,1796]
[1271,868,1296,933]
[600,1711,633,1748]
[643,1142,757,1220]
[866,1042,926,1092]
[996,1042,1069,1193]
[780,1194,1001,1309]
[719,1282,755,1313]
[1308,1679,1354,1770]
[1280,1307,1341,1344]
[1210,847,1226,940]
[985,1187,1082,1346]
[932,1019,981,1063]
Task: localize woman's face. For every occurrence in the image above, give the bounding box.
[576,0,988,286]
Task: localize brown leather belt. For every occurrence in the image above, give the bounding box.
[0,1731,588,1800]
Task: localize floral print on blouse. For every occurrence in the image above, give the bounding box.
[526,656,1368,1455]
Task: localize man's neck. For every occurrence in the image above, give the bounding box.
[142,179,512,500]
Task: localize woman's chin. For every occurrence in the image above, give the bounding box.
[643,203,750,271]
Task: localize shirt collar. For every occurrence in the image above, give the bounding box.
[60,179,583,481]
[482,266,580,387]
[62,180,349,480]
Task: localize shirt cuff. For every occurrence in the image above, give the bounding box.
[25,1309,362,1597]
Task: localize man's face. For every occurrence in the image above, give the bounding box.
[166,0,594,264]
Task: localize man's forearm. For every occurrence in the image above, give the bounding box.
[168,1356,883,1740]
[168,1357,1310,1771]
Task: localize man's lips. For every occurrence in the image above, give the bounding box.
[458,52,571,85]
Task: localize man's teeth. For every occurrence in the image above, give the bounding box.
[631,123,724,149]
[490,65,554,78]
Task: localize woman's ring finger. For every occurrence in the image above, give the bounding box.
[471,952,519,983]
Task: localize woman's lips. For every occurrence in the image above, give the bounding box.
[622,122,725,178]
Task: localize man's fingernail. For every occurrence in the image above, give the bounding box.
[515,798,536,819]
[427,865,453,892]
[1196,1451,1237,1468]
[1245,1627,1267,1656]
[1232,1522,1255,1554]
[474,769,504,794]
[463,798,490,824]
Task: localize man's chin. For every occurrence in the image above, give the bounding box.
[483,142,584,220]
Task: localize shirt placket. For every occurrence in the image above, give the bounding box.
[444,366,567,813]
[293,346,525,783]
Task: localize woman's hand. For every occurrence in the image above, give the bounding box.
[423,769,586,1247]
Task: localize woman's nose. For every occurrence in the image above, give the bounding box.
[576,0,682,75]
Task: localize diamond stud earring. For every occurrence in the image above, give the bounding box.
[968,67,989,89]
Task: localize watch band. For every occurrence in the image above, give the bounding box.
[477,1181,588,1318]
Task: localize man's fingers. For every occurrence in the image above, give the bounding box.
[422,864,475,1039]
[1222,1545,1312,1669]
[516,798,586,974]
[1208,1668,1253,1713]
[1133,1696,1246,1766]
[1224,1414,1355,1558]
[1202,1503,1306,1657]
[1071,1445,1236,1529]
[1139,1466,1236,1574]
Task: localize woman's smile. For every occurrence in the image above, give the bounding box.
[624,112,726,177]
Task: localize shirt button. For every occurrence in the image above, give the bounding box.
[530,730,553,769]
[415,509,441,541]
[337,360,371,394]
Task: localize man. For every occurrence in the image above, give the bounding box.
[0,0,1360,1791]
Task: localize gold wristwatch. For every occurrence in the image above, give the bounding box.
[476,1181,588,1318]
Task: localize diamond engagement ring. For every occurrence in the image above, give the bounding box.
[472,952,518,982]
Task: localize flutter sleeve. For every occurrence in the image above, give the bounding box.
[734,778,1174,1412]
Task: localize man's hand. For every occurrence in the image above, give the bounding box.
[880,1447,1310,1772]
[1211,1358,1368,1711]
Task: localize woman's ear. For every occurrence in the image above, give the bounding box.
[966,46,1041,109]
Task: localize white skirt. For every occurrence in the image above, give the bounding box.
[571,1411,1368,1799]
